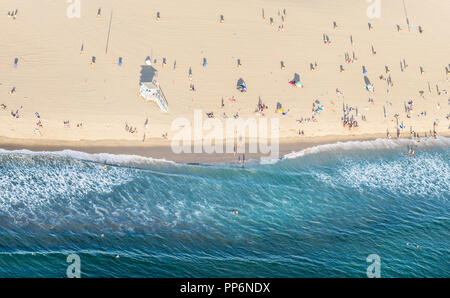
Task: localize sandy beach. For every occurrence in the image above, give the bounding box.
[1,0,449,162]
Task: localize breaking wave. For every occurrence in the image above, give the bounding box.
[283,136,450,160]
[0,148,175,167]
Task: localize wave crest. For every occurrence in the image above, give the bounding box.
[0,148,175,167]
[283,137,450,160]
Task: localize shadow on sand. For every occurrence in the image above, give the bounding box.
[140,65,157,84]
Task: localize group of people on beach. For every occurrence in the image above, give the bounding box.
[100,6,445,148]
[2,4,447,161]
[7,9,18,20]
[125,123,138,134]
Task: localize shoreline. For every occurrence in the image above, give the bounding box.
[1,131,448,165]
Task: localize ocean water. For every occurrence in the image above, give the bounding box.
[0,138,449,278]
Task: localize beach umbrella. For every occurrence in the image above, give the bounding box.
[236,78,247,92]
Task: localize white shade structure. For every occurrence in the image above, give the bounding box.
[139,65,168,112]
[140,81,168,112]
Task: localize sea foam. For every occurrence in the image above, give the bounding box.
[283,137,450,160]
[0,148,175,167]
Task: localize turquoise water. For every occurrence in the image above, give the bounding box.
[0,138,449,277]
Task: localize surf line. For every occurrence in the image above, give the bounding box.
[105,10,113,54]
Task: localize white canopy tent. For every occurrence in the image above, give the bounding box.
[139,65,168,112]
[140,81,168,113]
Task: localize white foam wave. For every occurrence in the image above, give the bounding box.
[0,157,136,224]
[0,148,177,224]
[0,148,175,167]
[314,150,450,198]
[283,137,450,160]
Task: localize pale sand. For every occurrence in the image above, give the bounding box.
[0,0,449,162]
